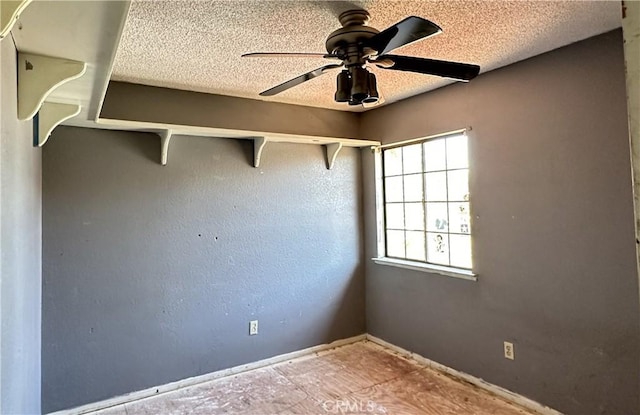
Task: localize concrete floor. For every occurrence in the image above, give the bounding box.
[92,341,536,415]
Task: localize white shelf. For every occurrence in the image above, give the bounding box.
[36,102,81,147]
[0,0,32,38]
[17,53,85,121]
[8,0,380,168]
[99,117,380,168]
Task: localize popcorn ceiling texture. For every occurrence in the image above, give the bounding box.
[111,1,621,111]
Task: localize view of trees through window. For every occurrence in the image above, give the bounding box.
[382,133,472,269]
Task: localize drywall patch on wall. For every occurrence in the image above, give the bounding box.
[42,129,365,412]
[361,30,640,415]
[0,35,42,414]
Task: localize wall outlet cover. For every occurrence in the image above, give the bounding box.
[249,320,258,336]
[504,341,515,360]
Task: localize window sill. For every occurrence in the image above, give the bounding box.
[371,257,477,281]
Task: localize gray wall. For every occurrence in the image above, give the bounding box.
[0,37,42,414]
[102,82,360,140]
[361,30,640,415]
[42,128,365,412]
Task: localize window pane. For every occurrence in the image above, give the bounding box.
[426,202,448,232]
[404,203,424,231]
[427,232,449,265]
[386,230,405,258]
[425,172,447,202]
[446,134,468,169]
[385,203,404,229]
[423,138,446,172]
[384,176,403,202]
[402,144,422,174]
[447,169,469,202]
[384,147,403,176]
[382,132,472,269]
[450,234,472,269]
[406,231,426,261]
[449,202,470,235]
[403,174,423,202]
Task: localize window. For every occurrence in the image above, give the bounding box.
[375,130,474,277]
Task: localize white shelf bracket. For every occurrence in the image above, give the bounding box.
[325,142,343,170]
[35,102,80,147]
[254,137,268,168]
[159,129,172,166]
[0,0,32,39]
[18,52,86,121]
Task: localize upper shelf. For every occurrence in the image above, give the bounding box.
[8,0,379,169]
[95,81,380,167]
[11,0,130,126]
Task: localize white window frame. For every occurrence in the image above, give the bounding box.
[372,129,477,281]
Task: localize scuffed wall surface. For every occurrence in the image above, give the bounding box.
[42,128,365,412]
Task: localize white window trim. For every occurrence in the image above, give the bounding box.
[372,128,477,281]
[372,257,477,281]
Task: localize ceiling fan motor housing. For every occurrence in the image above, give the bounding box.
[325,9,379,59]
[329,10,381,105]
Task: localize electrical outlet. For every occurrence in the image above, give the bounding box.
[504,341,515,360]
[249,320,258,336]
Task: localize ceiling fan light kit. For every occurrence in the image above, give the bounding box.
[243,9,481,108]
[363,72,380,104]
[335,70,351,102]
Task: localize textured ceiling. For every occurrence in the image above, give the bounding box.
[111,0,621,111]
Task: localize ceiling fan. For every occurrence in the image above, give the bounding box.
[242,9,480,107]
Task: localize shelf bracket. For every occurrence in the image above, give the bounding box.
[254,137,268,168]
[159,129,172,166]
[0,0,32,39]
[34,102,80,147]
[18,52,86,121]
[325,142,343,170]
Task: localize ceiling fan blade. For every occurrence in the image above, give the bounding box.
[242,52,340,59]
[259,64,343,96]
[375,55,480,81]
[364,16,442,55]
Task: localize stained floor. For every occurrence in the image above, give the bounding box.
[93,341,536,415]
